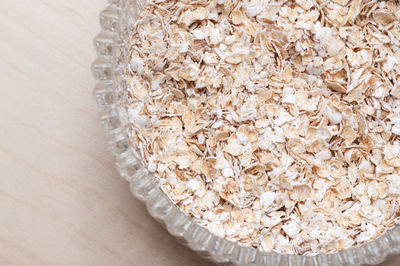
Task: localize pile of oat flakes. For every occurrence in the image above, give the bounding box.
[123,0,400,255]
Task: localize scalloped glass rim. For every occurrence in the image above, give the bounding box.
[92,1,400,265]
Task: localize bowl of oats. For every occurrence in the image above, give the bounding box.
[92,0,400,265]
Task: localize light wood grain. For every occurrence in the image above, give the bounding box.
[0,1,212,265]
[0,1,398,266]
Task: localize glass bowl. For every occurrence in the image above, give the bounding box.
[92,0,400,265]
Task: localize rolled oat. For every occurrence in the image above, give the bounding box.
[122,0,400,255]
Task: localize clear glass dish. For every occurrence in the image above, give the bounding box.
[92,1,400,265]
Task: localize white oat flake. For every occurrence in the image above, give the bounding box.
[260,191,276,209]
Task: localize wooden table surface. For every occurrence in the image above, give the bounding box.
[0,1,398,265]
